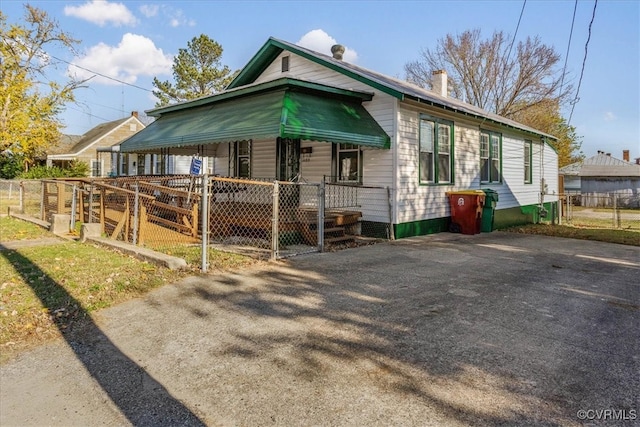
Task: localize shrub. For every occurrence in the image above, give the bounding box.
[18,165,67,179]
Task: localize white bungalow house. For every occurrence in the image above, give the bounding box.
[119,37,559,238]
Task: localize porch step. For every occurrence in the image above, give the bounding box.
[324,226,345,234]
[325,234,356,244]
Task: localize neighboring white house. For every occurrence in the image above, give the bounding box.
[47,112,145,177]
[119,37,559,238]
[560,151,640,206]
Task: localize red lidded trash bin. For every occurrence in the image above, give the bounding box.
[447,190,485,235]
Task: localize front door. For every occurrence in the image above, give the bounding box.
[276,138,301,181]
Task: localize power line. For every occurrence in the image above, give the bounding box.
[505,0,527,64]
[569,0,598,125]
[559,0,578,97]
[49,54,154,93]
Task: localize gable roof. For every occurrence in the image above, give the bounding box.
[229,37,558,142]
[48,134,82,155]
[560,153,640,177]
[48,115,144,158]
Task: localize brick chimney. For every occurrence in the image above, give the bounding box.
[623,150,630,162]
[131,111,139,118]
[432,70,447,97]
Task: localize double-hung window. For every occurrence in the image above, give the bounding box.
[419,115,453,184]
[233,140,251,178]
[480,130,501,183]
[524,140,532,184]
[335,143,361,183]
[91,159,102,177]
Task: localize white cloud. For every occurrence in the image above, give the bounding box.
[604,112,617,121]
[296,29,358,63]
[139,4,159,18]
[64,0,137,27]
[68,33,172,85]
[166,8,196,27]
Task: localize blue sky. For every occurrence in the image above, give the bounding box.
[2,0,638,160]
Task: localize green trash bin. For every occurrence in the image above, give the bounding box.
[480,189,499,232]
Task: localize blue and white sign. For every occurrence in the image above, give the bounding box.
[190,157,203,175]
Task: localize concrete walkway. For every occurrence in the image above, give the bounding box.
[1,232,638,426]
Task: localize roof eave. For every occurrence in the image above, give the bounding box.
[404,94,558,146]
[148,77,376,116]
[227,37,405,100]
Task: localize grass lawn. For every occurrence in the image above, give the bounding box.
[0,216,52,240]
[504,223,640,246]
[0,216,258,363]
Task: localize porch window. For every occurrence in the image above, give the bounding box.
[524,140,532,184]
[137,154,146,175]
[120,153,129,175]
[480,130,501,183]
[419,115,453,184]
[234,140,251,178]
[335,143,361,183]
[154,154,166,175]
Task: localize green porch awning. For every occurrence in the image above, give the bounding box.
[119,89,390,153]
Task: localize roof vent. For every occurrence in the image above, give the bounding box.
[331,44,345,60]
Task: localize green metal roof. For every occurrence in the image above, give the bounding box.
[119,86,390,153]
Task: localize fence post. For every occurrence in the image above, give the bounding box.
[19,181,24,213]
[132,184,139,245]
[70,185,77,231]
[271,181,280,260]
[611,194,615,228]
[318,181,325,252]
[201,174,209,272]
[88,185,94,223]
[613,194,621,229]
[40,181,46,220]
[57,183,65,214]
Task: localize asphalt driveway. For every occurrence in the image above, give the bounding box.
[1,232,638,426]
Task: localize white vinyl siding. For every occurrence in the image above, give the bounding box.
[254,51,395,188]
[299,141,332,182]
[250,139,276,179]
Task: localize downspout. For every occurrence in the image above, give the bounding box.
[391,98,399,238]
[539,137,546,223]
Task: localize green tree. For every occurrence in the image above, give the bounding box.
[404,29,582,162]
[0,5,84,172]
[152,34,238,107]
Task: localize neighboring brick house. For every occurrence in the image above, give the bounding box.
[47,112,145,177]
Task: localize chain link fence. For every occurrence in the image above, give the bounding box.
[561,192,640,231]
[3,176,392,270]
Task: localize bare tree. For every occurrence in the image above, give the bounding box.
[404,29,572,118]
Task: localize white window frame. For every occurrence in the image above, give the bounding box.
[336,143,361,184]
[235,140,251,178]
